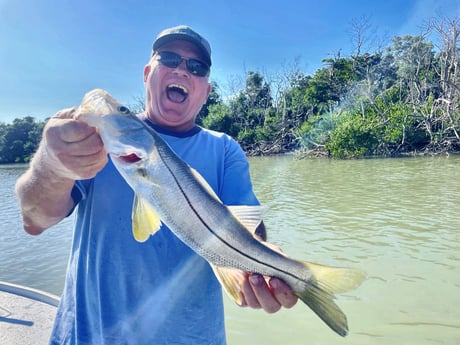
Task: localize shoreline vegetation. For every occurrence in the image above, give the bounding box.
[1,16,459,163]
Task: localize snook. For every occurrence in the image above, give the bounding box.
[76,89,365,337]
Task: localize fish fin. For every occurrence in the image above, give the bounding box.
[303,261,366,294]
[296,278,349,337]
[132,195,162,242]
[295,261,366,337]
[227,205,268,234]
[210,265,245,305]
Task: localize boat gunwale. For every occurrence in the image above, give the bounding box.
[0,281,60,307]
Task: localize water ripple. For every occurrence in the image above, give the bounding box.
[2,157,460,345]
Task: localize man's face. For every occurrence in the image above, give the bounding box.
[143,40,211,131]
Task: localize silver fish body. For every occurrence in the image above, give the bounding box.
[76,89,365,337]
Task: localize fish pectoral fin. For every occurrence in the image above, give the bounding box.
[227,205,268,234]
[210,265,245,305]
[132,195,162,242]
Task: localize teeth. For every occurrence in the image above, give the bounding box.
[168,83,188,94]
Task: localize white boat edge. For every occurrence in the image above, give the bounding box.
[0,281,60,307]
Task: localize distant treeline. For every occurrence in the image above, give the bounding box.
[1,16,459,163]
[0,117,45,163]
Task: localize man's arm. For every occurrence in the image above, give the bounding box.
[15,108,107,235]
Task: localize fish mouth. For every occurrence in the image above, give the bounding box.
[110,149,145,164]
[116,153,142,163]
[166,83,188,103]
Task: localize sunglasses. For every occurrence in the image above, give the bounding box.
[155,51,210,77]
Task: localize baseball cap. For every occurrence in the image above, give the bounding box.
[152,25,212,66]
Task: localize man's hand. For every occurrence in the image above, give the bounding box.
[15,107,108,234]
[239,273,298,313]
[238,241,298,313]
[41,107,108,180]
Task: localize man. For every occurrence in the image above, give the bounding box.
[15,25,297,344]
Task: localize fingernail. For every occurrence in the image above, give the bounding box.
[249,274,262,286]
[269,277,279,289]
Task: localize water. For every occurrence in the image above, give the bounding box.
[1,157,459,344]
[0,164,73,295]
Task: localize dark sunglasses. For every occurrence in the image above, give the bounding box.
[155,51,210,77]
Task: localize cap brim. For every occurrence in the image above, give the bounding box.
[152,35,211,66]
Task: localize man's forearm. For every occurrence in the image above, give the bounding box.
[15,146,76,235]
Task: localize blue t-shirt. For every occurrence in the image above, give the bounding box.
[49,122,259,345]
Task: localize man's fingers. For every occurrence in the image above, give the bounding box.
[56,120,98,144]
[249,274,281,314]
[269,277,298,309]
[240,274,261,309]
[53,107,77,119]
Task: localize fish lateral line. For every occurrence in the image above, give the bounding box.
[154,143,307,283]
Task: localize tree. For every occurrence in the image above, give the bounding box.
[426,16,460,147]
[201,102,238,136]
[196,80,222,126]
[0,117,44,163]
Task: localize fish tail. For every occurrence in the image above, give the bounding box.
[294,261,366,337]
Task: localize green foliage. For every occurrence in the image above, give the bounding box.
[198,27,459,157]
[196,80,222,125]
[4,17,459,160]
[326,113,379,158]
[202,103,239,137]
[0,117,45,163]
[297,113,338,148]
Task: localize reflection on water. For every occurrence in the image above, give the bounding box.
[1,157,459,345]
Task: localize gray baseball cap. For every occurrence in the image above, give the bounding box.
[152,25,212,66]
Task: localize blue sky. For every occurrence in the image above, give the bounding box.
[1,0,459,123]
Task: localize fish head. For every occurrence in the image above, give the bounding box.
[76,89,157,170]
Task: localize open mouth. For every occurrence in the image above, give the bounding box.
[166,84,188,103]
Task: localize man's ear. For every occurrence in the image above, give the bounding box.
[143,64,151,83]
[205,82,212,103]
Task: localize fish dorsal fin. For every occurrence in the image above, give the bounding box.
[132,195,162,242]
[210,264,245,305]
[227,205,267,234]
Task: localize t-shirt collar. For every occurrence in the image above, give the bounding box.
[142,117,202,138]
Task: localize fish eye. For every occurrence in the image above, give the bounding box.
[118,106,130,114]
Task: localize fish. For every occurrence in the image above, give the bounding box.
[76,89,366,337]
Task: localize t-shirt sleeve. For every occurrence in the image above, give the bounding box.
[66,180,90,216]
[219,138,259,206]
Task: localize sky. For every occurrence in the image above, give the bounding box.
[1,0,459,123]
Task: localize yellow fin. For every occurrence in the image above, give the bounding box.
[296,278,349,337]
[303,261,366,294]
[295,260,366,337]
[211,265,245,305]
[132,195,162,242]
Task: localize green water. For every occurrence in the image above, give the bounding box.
[1,156,459,344]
